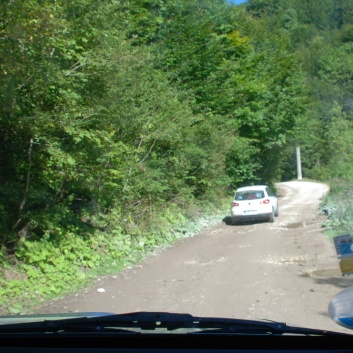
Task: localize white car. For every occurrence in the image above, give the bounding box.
[230,185,279,225]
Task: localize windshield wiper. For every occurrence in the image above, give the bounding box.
[0,312,349,336]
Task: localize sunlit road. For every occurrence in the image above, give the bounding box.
[40,181,353,333]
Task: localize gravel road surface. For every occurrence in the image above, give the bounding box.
[39,181,353,333]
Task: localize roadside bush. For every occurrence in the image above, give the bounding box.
[0,198,228,314]
[320,179,353,238]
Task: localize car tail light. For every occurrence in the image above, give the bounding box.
[231,201,239,207]
[261,199,270,204]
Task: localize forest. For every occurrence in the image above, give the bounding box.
[1,0,353,311]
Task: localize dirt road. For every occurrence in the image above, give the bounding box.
[39,181,353,332]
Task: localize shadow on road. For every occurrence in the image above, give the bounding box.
[222,215,269,226]
[314,276,353,290]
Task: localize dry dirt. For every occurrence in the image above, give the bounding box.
[37,181,353,333]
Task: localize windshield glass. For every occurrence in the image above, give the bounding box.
[1,0,353,336]
[235,191,265,200]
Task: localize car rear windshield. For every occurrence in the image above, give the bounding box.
[235,191,265,200]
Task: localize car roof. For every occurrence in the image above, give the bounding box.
[236,185,269,192]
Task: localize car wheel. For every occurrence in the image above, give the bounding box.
[231,217,237,225]
[275,206,279,217]
[268,209,275,222]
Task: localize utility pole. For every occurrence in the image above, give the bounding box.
[296,144,302,180]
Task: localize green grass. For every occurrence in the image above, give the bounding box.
[320,178,353,241]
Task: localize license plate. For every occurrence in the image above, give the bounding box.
[244,210,257,215]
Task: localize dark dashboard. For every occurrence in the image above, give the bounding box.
[1,333,353,353]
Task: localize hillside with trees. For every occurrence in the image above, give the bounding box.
[245,0,353,180]
[0,0,351,311]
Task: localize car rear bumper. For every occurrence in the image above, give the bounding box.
[231,212,272,222]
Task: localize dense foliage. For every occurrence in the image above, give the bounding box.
[245,0,353,180]
[0,0,352,310]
